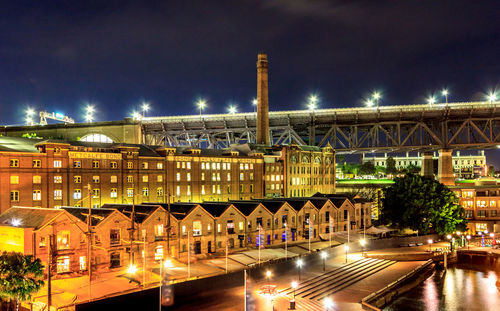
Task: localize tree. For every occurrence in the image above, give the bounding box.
[0,252,44,311]
[488,165,495,177]
[386,156,398,175]
[401,164,421,174]
[381,174,467,234]
[359,161,376,176]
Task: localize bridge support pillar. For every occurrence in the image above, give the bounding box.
[438,149,455,185]
[421,152,434,178]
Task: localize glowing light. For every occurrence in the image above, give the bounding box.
[11,218,21,227]
[308,102,317,111]
[228,105,237,114]
[446,234,452,240]
[365,100,374,107]
[266,270,271,278]
[372,91,381,100]
[141,102,150,112]
[252,98,258,106]
[344,245,349,251]
[489,233,494,238]
[321,251,328,259]
[85,114,94,123]
[428,239,433,244]
[466,235,471,240]
[442,89,448,96]
[308,94,319,111]
[164,259,173,268]
[487,92,497,103]
[360,239,366,247]
[485,229,489,234]
[196,99,207,110]
[296,259,303,268]
[323,297,334,309]
[26,108,35,116]
[291,281,298,289]
[427,96,436,105]
[85,105,95,114]
[127,264,138,274]
[132,111,142,120]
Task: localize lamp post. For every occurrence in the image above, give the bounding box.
[428,239,433,252]
[141,102,150,118]
[442,89,449,103]
[427,96,436,107]
[360,239,366,256]
[466,235,471,250]
[228,105,237,114]
[252,98,258,113]
[159,259,173,311]
[344,245,349,263]
[446,234,452,251]
[290,281,298,310]
[372,91,381,108]
[487,92,497,104]
[321,251,327,272]
[196,99,207,118]
[296,259,303,281]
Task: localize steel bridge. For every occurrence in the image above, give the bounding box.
[141,102,500,153]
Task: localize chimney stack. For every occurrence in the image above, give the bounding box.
[256,53,270,146]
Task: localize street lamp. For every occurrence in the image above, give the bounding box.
[487,92,497,104]
[290,281,298,310]
[296,259,303,281]
[25,108,35,125]
[196,99,207,118]
[308,94,318,111]
[228,105,237,114]
[344,245,349,263]
[365,100,374,108]
[360,239,366,256]
[127,264,138,275]
[132,111,142,121]
[428,239,433,252]
[372,91,381,108]
[266,270,272,288]
[442,89,449,103]
[427,96,436,106]
[252,98,258,113]
[141,102,150,118]
[321,251,327,272]
[85,104,95,123]
[466,235,471,250]
[324,297,334,311]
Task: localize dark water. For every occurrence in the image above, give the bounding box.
[384,265,500,311]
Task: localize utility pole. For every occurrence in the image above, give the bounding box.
[143,234,146,286]
[86,184,93,302]
[167,192,171,257]
[47,234,52,310]
[187,230,191,279]
[129,187,136,266]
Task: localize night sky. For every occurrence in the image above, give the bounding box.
[0,1,499,162]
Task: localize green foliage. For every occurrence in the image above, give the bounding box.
[381,174,467,234]
[401,164,421,174]
[341,163,360,175]
[386,157,398,175]
[21,133,39,139]
[0,252,44,304]
[488,165,495,177]
[336,154,345,163]
[359,161,376,176]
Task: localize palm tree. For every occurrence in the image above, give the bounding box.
[0,252,44,311]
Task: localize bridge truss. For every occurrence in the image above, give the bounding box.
[141,102,500,153]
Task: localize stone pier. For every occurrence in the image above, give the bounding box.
[438,148,454,185]
[420,152,434,178]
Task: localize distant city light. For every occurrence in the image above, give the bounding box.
[228,105,237,114]
[427,96,436,105]
[307,94,318,111]
[132,111,142,120]
[365,100,374,108]
[85,104,95,123]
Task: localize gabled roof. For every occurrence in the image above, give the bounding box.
[0,207,63,229]
[143,202,198,220]
[62,207,120,226]
[289,197,329,209]
[102,203,162,223]
[198,202,233,218]
[0,136,41,153]
[252,200,291,214]
[228,201,264,216]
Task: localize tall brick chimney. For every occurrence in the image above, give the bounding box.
[256,53,270,146]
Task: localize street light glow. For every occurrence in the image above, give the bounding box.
[372,91,381,100]
[141,102,150,112]
[428,239,433,244]
[446,234,452,240]
[427,96,436,105]
[296,259,303,268]
[196,99,207,110]
[291,281,298,289]
[344,245,349,251]
[85,105,95,114]
[487,92,497,103]
[266,270,272,278]
[85,114,93,123]
[442,89,448,96]
[164,259,173,268]
[127,264,138,274]
[11,218,21,227]
[321,251,328,259]
[323,297,334,309]
[252,98,258,106]
[308,94,318,104]
[132,111,142,120]
[466,235,471,240]
[360,239,366,247]
[26,108,35,116]
[228,105,237,114]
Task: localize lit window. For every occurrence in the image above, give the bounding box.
[127,176,133,183]
[201,163,205,170]
[157,162,163,169]
[73,189,81,200]
[176,173,180,181]
[110,161,118,169]
[33,160,41,168]
[157,175,163,182]
[79,256,86,271]
[187,185,191,196]
[74,176,81,183]
[9,159,19,167]
[54,189,63,200]
[54,160,62,168]
[155,246,164,260]
[110,188,117,198]
[187,173,191,181]
[142,162,149,169]
[56,256,70,273]
[93,176,100,183]
[142,187,149,197]
[73,161,81,168]
[142,175,148,182]
[81,134,113,143]
[127,188,134,198]
[176,186,180,196]
[240,173,244,181]
[33,190,41,201]
[217,223,221,233]
[193,221,202,236]
[182,162,186,169]
[57,231,70,250]
[54,176,62,183]
[111,175,118,183]
[201,185,205,195]
[33,176,41,184]
[10,176,19,184]
[227,173,231,181]
[187,162,191,169]
[92,189,100,198]
[201,173,205,181]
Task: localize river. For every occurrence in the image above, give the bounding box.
[384,264,500,311]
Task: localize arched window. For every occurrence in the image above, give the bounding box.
[81,134,113,143]
[314,157,321,164]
